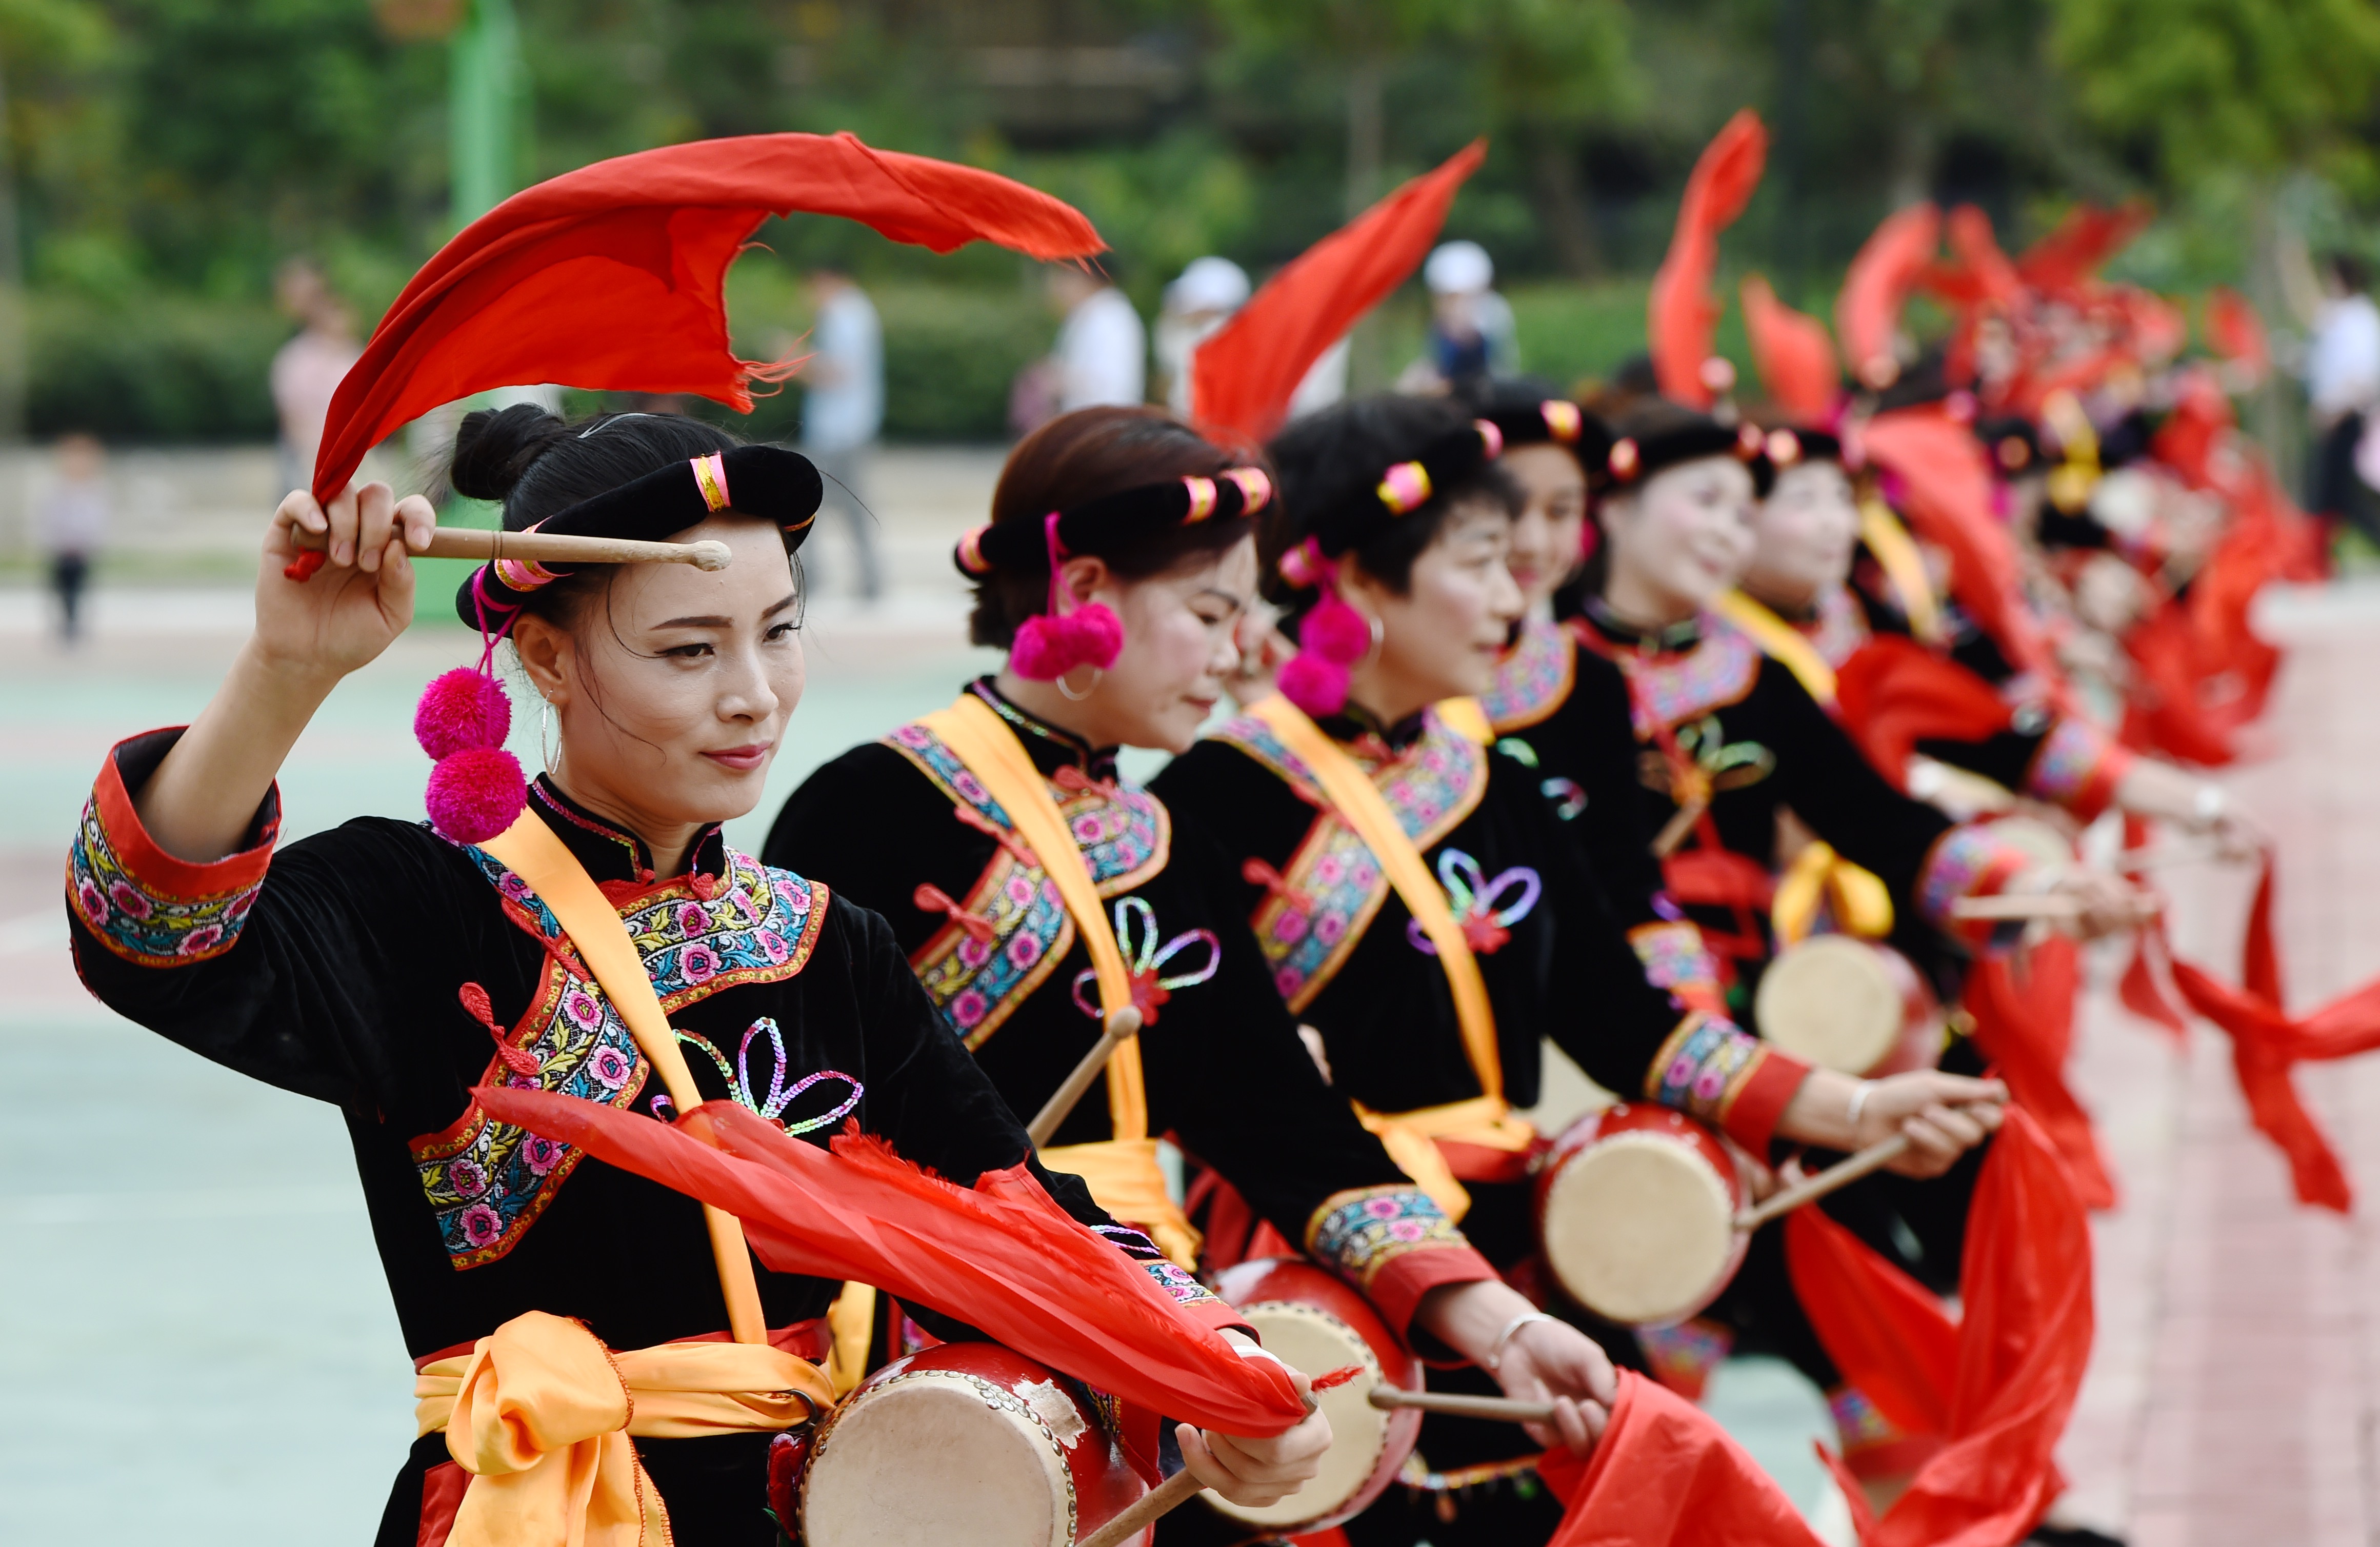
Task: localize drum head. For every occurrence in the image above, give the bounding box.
[1204,1300,1392,1529]
[1988,815,2075,870]
[1541,1131,1737,1325]
[1756,935,1902,1075]
[801,1369,1077,1547]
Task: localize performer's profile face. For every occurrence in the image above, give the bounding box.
[1601,456,1758,616]
[1030,534,1261,754]
[511,514,803,831]
[1344,495,1523,706]
[1502,443,1589,612]
[1747,460,1859,607]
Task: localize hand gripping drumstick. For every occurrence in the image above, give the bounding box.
[1729,1100,2000,1233]
[290,525,735,571]
[1026,1007,1144,1149]
[1076,1364,1361,1547]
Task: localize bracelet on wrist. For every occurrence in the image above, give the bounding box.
[1484,1310,1557,1373]
[1846,1078,1877,1133]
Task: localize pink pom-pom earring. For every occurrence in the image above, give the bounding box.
[1010,510,1125,689]
[1276,549,1378,719]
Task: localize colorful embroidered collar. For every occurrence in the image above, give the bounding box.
[967,676,1123,783]
[527,775,728,890]
[1576,597,1706,656]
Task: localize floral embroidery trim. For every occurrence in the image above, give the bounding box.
[676,1016,862,1134]
[1404,848,1539,957]
[1305,1184,1467,1289]
[1628,919,1722,995]
[1644,1012,1771,1129]
[1213,706,1488,1011]
[1914,823,2028,940]
[2022,716,2124,814]
[1138,1256,1224,1308]
[68,745,276,969]
[885,720,1171,1047]
[1067,896,1219,1027]
[1481,619,1576,731]
[1575,614,1763,736]
[408,956,650,1269]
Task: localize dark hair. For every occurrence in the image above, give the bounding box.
[2328,251,2371,294]
[1263,394,1518,610]
[450,405,759,627]
[969,406,1257,649]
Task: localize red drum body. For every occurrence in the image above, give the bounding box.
[799,1342,1145,1547]
[1755,934,1945,1077]
[1535,1104,1751,1326]
[1202,1258,1423,1535]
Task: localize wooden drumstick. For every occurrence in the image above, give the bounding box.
[293,525,735,571]
[1949,892,2160,923]
[1027,1007,1144,1148]
[1366,1387,1561,1423]
[2115,841,2229,874]
[1075,1362,1351,1547]
[1733,1133,1912,1231]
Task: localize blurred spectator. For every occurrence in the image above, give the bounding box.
[799,266,885,600]
[1047,264,1146,413]
[37,433,108,646]
[1156,256,1250,414]
[2285,247,2380,543]
[270,258,362,498]
[1398,240,1517,397]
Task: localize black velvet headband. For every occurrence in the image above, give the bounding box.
[1289,418,1506,569]
[951,467,1273,577]
[454,444,822,627]
[1479,399,1612,466]
[1598,418,1775,500]
[1759,425,1843,469]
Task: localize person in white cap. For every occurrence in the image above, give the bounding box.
[1400,238,1517,395]
[1044,263,1148,414]
[1157,255,1251,414]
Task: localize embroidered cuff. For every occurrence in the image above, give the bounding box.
[69,728,278,968]
[1643,1013,1808,1154]
[2021,715,2132,822]
[1914,823,2033,951]
[1304,1184,1491,1338]
[1628,918,1727,1016]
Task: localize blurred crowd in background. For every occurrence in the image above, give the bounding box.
[10,0,2380,635]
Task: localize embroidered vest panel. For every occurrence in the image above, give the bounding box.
[1481,618,1577,732]
[1212,708,1487,1012]
[1572,615,1762,736]
[883,721,1170,1047]
[409,844,828,1271]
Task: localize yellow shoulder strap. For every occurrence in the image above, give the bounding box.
[1247,694,1503,1106]
[1713,590,1839,708]
[1434,695,1494,746]
[481,812,770,1346]
[919,694,1149,1141]
[1857,498,1945,645]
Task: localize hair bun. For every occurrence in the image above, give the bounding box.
[449,403,570,505]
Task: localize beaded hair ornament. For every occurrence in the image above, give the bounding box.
[414,440,823,844]
[1273,417,1504,718]
[1597,417,1776,499]
[952,466,1273,682]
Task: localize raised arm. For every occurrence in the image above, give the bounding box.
[138,483,434,862]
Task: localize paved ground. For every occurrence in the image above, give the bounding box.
[2,447,2375,1543]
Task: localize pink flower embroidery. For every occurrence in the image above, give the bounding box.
[458,1203,504,1247]
[951,989,989,1028]
[957,936,991,968]
[177,925,224,956]
[589,1046,633,1089]
[1313,914,1345,946]
[1274,968,1302,998]
[522,1136,564,1176]
[681,945,720,984]
[1007,933,1043,969]
[446,1157,488,1198]
[1072,814,1103,843]
[1314,855,1344,885]
[1005,876,1035,908]
[677,902,711,936]
[564,989,601,1030]
[1365,1197,1403,1219]
[108,881,153,920]
[75,878,108,926]
[1388,1220,1428,1242]
[756,928,790,964]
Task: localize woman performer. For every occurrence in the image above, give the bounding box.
[63,406,1328,1547]
[1732,420,2250,843]
[1153,394,2006,1545]
[765,406,1615,1488]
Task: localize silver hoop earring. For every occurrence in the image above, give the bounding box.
[1357,614,1385,670]
[1054,666,1104,701]
[539,697,557,773]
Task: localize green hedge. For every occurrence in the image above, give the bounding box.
[29,291,283,441]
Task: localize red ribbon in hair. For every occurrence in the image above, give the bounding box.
[1189,139,1486,448]
[311,131,1103,508]
[1649,109,1768,408]
[471,1087,1310,1434]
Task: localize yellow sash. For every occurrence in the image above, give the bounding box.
[1247,695,1532,1219]
[1433,695,1495,746]
[919,694,1199,1265]
[1771,838,1895,946]
[416,1310,829,1547]
[1857,499,1945,644]
[1713,590,1839,706]
[482,814,770,1345]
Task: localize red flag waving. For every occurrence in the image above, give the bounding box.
[1833,635,2015,791]
[1190,139,1486,448]
[312,131,1103,504]
[1649,110,1768,408]
[472,1088,1309,1435]
[1537,1370,1827,1546]
[1837,205,1939,390]
[1741,274,1840,421]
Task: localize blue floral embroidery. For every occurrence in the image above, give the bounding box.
[885,722,1171,1046]
[1139,1257,1223,1308]
[1481,619,1576,731]
[1587,616,1763,735]
[1305,1185,1465,1287]
[1213,706,1487,1011]
[68,795,265,967]
[1645,1014,1767,1128]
